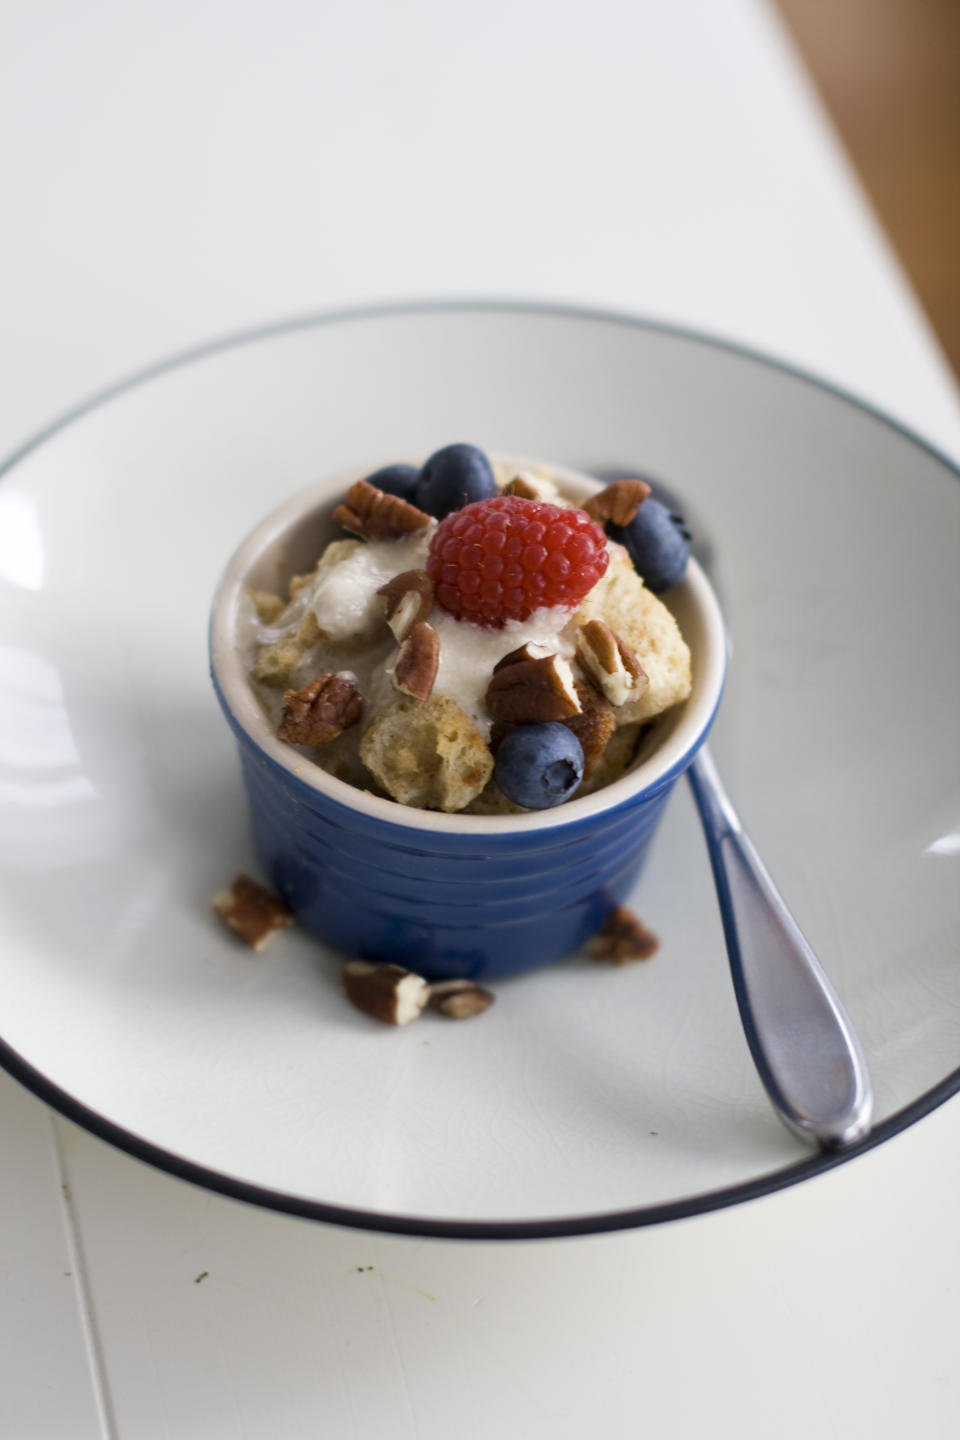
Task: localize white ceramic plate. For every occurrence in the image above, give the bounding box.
[2,302,958,1238]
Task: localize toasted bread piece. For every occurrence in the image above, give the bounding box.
[574,544,691,723]
[359,693,494,812]
[248,589,286,624]
[251,634,306,688]
[252,538,378,685]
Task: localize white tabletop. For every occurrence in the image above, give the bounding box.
[2,2,960,1436]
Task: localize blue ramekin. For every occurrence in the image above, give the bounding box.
[209,461,726,981]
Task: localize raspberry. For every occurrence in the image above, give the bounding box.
[427,496,609,627]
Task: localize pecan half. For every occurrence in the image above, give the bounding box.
[391,620,440,701]
[576,620,648,707]
[376,569,434,641]
[212,874,292,952]
[562,680,616,779]
[583,478,652,528]
[333,480,431,541]
[588,906,659,963]
[278,672,364,745]
[428,979,496,1019]
[342,960,430,1025]
[485,654,582,725]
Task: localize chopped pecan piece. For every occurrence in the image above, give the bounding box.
[588,906,659,963]
[277,672,363,745]
[583,479,652,528]
[390,621,440,701]
[212,874,292,952]
[341,960,430,1025]
[333,480,431,541]
[501,472,559,501]
[502,474,540,499]
[492,641,553,673]
[562,680,617,779]
[428,979,496,1019]
[485,654,582,725]
[376,569,434,641]
[576,619,648,707]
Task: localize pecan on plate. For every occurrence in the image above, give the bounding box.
[588,906,659,964]
[212,874,292,952]
[341,960,431,1025]
[428,979,496,1019]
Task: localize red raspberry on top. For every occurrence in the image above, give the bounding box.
[426,495,609,627]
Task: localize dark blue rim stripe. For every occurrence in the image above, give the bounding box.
[1,297,959,1241]
[1,1033,956,1241]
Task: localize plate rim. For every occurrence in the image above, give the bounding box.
[3,1033,958,1239]
[2,295,959,1240]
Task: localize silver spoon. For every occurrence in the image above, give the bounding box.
[688,746,872,1148]
[592,471,873,1149]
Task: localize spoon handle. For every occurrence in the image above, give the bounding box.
[687,746,873,1148]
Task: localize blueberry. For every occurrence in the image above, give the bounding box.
[415,443,497,519]
[363,463,421,502]
[610,497,691,592]
[494,723,584,810]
